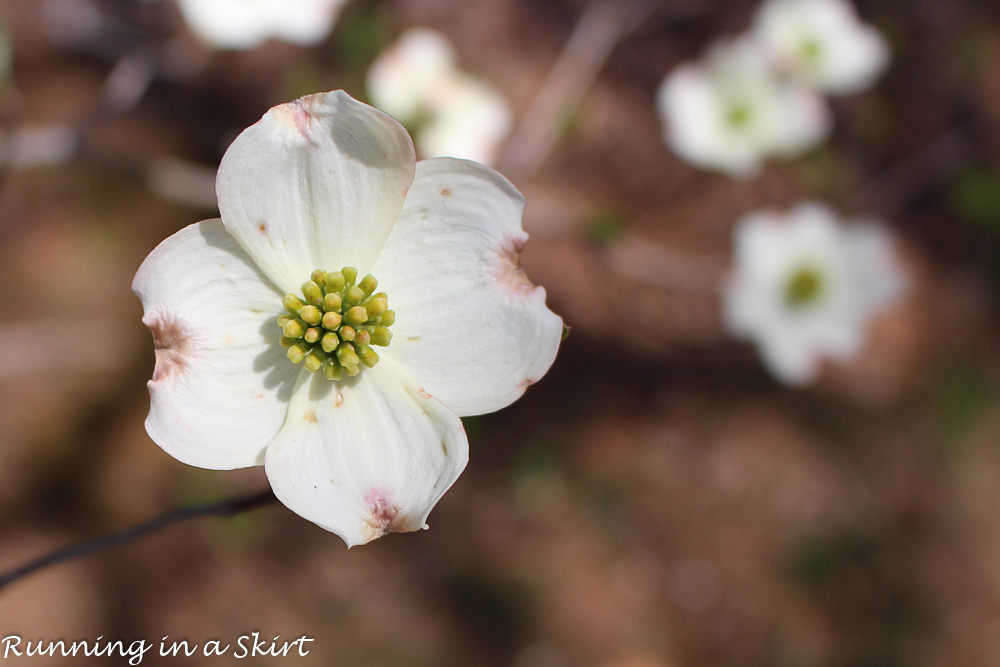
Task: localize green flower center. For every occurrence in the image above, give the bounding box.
[726,101,753,129]
[800,37,823,66]
[278,267,394,381]
[784,266,825,308]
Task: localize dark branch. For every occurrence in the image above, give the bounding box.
[0,488,277,593]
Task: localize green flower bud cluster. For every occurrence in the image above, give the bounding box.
[278,267,394,380]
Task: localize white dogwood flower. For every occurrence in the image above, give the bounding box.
[133,91,563,546]
[367,28,512,166]
[175,0,346,50]
[656,37,831,178]
[723,202,905,386]
[752,0,890,95]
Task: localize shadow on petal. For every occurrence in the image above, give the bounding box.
[330,96,411,169]
[254,318,299,403]
[198,220,276,278]
[308,370,335,401]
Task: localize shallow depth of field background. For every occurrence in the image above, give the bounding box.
[1,0,1000,665]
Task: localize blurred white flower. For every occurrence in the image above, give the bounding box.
[417,75,513,166]
[0,125,77,168]
[723,202,906,386]
[366,28,455,122]
[367,28,512,166]
[175,0,346,50]
[657,38,831,178]
[752,0,890,95]
[133,91,562,546]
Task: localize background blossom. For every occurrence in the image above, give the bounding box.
[752,0,890,95]
[723,202,906,385]
[657,38,830,177]
[367,27,513,165]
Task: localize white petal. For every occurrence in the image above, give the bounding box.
[819,28,889,96]
[372,158,563,416]
[176,0,344,49]
[267,0,345,46]
[217,91,415,294]
[843,223,907,311]
[264,361,468,547]
[176,0,270,49]
[757,327,822,386]
[762,84,831,157]
[132,220,300,469]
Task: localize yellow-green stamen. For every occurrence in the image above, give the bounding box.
[278,267,394,378]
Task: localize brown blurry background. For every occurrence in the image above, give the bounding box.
[1,0,1000,665]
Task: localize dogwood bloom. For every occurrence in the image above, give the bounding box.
[367,28,512,166]
[175,0,346,49]
[656,37,831,178]
[752,0,890,95]
[722,202,905,386]
[133,91,562,546]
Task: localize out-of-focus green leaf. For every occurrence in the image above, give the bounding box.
[952,169,1000,228]
[583,209,626,246]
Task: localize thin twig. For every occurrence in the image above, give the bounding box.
[499,0,662,180]
[605,233,728,294]
[0,488,277,593]
[850,127,972,218]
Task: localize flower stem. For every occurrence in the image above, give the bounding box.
[0,488,277,593]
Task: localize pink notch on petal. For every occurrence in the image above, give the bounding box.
[289,98,313,138]
[363,487,405,540]
[272,95,316,142]
[491,231,538,297]
[145,311,196,382]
